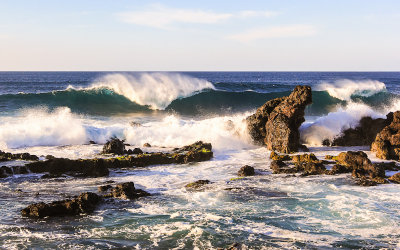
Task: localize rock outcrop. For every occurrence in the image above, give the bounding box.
[237,165,255,177]
[372,111,400,160]
[102,138,125,155]
[21,192,101,218]
[103,182,150,200]
[327,114,392,146]
[246,85,312,153]
[0,151,39,161]
[185,180,211,191]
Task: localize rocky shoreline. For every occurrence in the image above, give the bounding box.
[1,85,400,222]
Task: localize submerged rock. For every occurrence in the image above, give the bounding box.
[102,138,125,155]
[247,85,312,153]
[21,192,101,218]
[372,111,400,160]
[237,165,255,177]
[185,180,211,191]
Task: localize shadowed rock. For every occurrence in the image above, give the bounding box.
[237,165,255,176]
[21,192,101,218]
[0,151,39,162]
[102,138,125,155]
[247,85,312,153]
[104,182,150,200]
[372,111,400,160]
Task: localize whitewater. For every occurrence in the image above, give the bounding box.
[1,71,400,249]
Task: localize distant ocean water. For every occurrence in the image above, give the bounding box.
[0,72,399,249]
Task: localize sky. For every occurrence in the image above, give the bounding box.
[0,0,399,71]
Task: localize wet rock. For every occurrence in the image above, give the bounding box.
[237,165,255,177]
[291,153,319,163]
[45,155,55,160]
[328,164,350,175]
[130,121,142,127]
[106,182,150,200]
[299,161,326,176]
[102,138,125,155]
[41,173,65,179]
[143,143,151,147]
[185,180,211,191]
[26,158,109,177]
[246,85,312,153]
[172,141,213,164]
[372,111,400,160]
[388,173,400,183]
[21,192,101,218]
[0,166,13,178]
[270,160,295,174]
[98,185,112,192]
[126,148,143,155]
[89,140,97,144]
[269,151,291,161]
[331,116,391,146]
[0,150,39,161]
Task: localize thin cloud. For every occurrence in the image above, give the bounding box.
[228,24,317,42]
[117,5,278,29]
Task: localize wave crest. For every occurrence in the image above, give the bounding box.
[83,73,215,110]
[315,79,386,101]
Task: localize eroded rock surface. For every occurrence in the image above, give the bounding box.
[372,111,400,160]
[247,85,312,153]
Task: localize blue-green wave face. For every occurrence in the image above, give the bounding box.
[0,87,398,116]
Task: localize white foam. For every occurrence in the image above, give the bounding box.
[316,79,386,101]
[0,107,87,149]
[80,72,215,110]
[300,102,385,146]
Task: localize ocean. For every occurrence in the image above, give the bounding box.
[0,71,399,249]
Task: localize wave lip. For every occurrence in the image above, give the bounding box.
[315,79,387,101]
[82,72,216,110]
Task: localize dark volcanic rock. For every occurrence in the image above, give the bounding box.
[372,111,400,160]
[185,180,211,191]
[389,173,400,183]
[102,138,125,155]
[0,150,39,161]
[98,184,112,192]
[26,158,109,177]
[126,148,143,155]
[21,192,101,218]
[237,165,255,176]
[105,182,150,200]
[247,85,312,153]
[330,115,391,146]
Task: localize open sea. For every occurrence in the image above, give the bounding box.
[0,71,400,249]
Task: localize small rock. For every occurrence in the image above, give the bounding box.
[237,165,255,177]
[185,180,211,191]
[389,173,400,183]
[143,143,151,147]
[102,138,125,155]
[98,185,112,192]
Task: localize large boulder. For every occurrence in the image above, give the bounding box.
[329,115,392,146]
[372,111,400,160]
[237,165,255,176]
[102,138,125,155]
[21,192,101,218]
[246,86,312,153]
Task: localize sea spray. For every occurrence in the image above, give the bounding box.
[86,72,215,109]
[315,79,386,101]
[0,107,86,149]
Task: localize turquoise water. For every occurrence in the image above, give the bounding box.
[0,72,399,249]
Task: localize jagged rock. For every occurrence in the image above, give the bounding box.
[185,180,211,191]
[269,151,291,161]
[105,182,150,200]
[389,173,400,183]
[26,158,109,177]
[333,151,386,180]
[98,185,112,192]
[238,165,255,176]
[247,85,312,153]
[330,116,391,146]
[21,192,101,218]
[0,150,39,161]
[102,138,125,155]
[372,111,400,160]
[270,160,294,174]
[291,153,319,163]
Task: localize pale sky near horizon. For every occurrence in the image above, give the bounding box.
[0,0,399,71]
